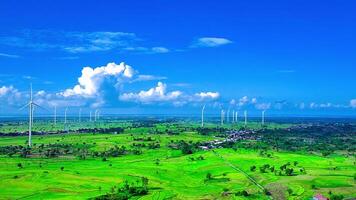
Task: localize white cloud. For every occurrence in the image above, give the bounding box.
[255,103,271,110]
[35,90,46,97]
[230,99,236,105]
[251,98,257,104]
[319,103,332,108]
[0,85,22,106]
[151,47,170,53]
[238,96,249,106]
[120,82,219,105]
[124,46,170,54]
[60,62,135,98]
[0,53,20,58]
[309,102,347,109]
[132,75,167,82]
[0,30,169,54]
[310,102,318,109]
[195,92,220,100]
[120,82,182,104]
[0,86,17,96]
[350,99,356,108]
[192,37,232,47]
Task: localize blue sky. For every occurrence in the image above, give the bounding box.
[0,0,355,116]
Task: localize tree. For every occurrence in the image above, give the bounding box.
[250,165,256,172]
[330,194,344,200]
[206,172,213,180]
[17,163,23,168]
[155,159,160,166]
[285,168,294,176]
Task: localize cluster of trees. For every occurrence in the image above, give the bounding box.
[250,161,304,176]
[0,143,146,160]
[168,140,202,155]
[237,123,356,155]
[131,142,160,150]
[195,127,227,135]
[94,177,149,200]
[189,155,205,161]
[0,126,125,136]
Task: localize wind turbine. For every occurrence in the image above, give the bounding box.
[20,84,41,147]
[64,107,68,124]
[262,110,266,126]
[221,110,225,126]
[89,111,92,122]
[95,109,99,122]
[79,108,82,123]
[201,105,206,128]
[232,110,235,123]
[235,111,238,123]
[227,109,230,123]
[54,105,57,126]
[244,110,248,127]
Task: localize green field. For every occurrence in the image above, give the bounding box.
[0,125,355,200]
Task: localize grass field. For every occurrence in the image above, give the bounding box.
[0,129,355,200]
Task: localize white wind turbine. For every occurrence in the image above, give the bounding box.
[54,105,57,126]
[20,84,42,147]
[64,107,68,124]
[79,108,82,123]
[201,105,206,128]
[232,110,235,123]
[235,111,238,123]
[262,110,266,126]
[95,109,99,122]
[89,111,92,122]
[221,109,225,126]
[227,109,230,123]
[244,110,248,127]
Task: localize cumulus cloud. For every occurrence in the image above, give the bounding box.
[192,37,232,47]
[0,86,15,96]
[351,99,356,108]
[120,82,219,105]
[238,96,249,106]
[194,92,220,100]
[120,82,182,104]
[60,62,135,98]
[0,85,22,106]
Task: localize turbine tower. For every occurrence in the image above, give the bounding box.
[221,110,225,126]
[54,105,57,126]
[95,109,99,122]
[227,109,230,123]
[262,110,266,126]
[232,110,235,123]
[64,107,68,124]
[201,105,206,128]
[89,111,92,122]
[235,111,238,123]
[20,84,41,147]
[244,110,248,127]
[79,108,82,123]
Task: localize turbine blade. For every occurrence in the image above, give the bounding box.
[19,103,30,111]
[32,103,49,112]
